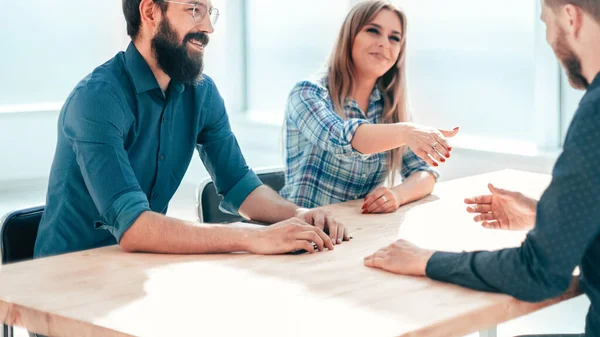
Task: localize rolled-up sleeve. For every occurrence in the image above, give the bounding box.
[62,82,151,242]
[401,147,439,180]
[287,80,370,160]
[196,78,263,216]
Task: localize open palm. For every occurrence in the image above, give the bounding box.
[465,184,537,231]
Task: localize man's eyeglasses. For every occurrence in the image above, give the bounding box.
[162,1,219,26]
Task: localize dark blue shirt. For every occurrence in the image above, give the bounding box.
[34,43,262,258]
[426,73,600,337]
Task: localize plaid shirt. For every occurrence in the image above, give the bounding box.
[280,76,438,208]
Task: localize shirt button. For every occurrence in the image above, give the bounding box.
[162,117,167,122]
[159,154,165,160]
[152,193,158,199]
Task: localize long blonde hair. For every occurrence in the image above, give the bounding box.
[328,0,409,183]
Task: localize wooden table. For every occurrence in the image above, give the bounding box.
[0,170,581,337]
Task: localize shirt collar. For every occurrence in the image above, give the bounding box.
[344,85,383,110]
[587,72,600,92]
[580,72,600,105]
[124,42,161,94]
[370,85,382,103]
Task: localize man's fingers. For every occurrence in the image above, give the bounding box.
[294,240,316,254]
[373,250,387,259]
[327,217,339,244]
[296,231,325,252]
[292,217,312,227]
[336,222,345,244]
[481,220,502,230]
[366,256,385,269]
[313,212,326,231]
[364,246,388,267]
[488,183,510,196]
[474,213,496,222]
[343,227,350,241]
[466,204,492,214]
[365,248,386,260]
[306,226,334,251]
[464,195,493,205]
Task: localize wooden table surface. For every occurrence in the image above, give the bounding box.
[0,169,581,337]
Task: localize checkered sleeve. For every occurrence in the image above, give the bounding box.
[287,80,371,160]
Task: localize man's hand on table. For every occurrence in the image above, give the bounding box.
[295,208,350,244]
[364,239,435,276]
[246,217,335,254]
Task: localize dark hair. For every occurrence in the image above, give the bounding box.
[122,0,169,39]
[545,0,600,24]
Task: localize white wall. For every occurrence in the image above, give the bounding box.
[0,112,558,192]
[0,0,243,189]
[0,1,128,187]
[0,111,60,186]
[0,0,562,191]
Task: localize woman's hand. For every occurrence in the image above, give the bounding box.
[362,187,402,214]
[402,123,459,167]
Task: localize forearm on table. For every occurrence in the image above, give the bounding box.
[391,171,435,205]
[238,186,301,224]
[119,211,254,254]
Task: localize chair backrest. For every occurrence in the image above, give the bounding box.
[197,167,286,223]
[1,206,44,265]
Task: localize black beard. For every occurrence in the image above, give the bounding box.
[151,17,210,86]
[555,28,588,90]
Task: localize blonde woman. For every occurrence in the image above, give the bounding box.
[280,0,459,214]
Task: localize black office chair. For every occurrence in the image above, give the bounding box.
[1,205,45,337]
[196,167,285,223]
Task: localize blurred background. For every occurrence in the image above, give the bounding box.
[0,1,588,336]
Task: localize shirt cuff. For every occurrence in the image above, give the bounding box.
[338,118,371,160]
[425,251,465,282]
[94,191,151,242]
[219,170,263,216]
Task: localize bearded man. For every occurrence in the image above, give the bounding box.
[33,0,349,263]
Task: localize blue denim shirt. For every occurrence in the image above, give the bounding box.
[34,43,262,258]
